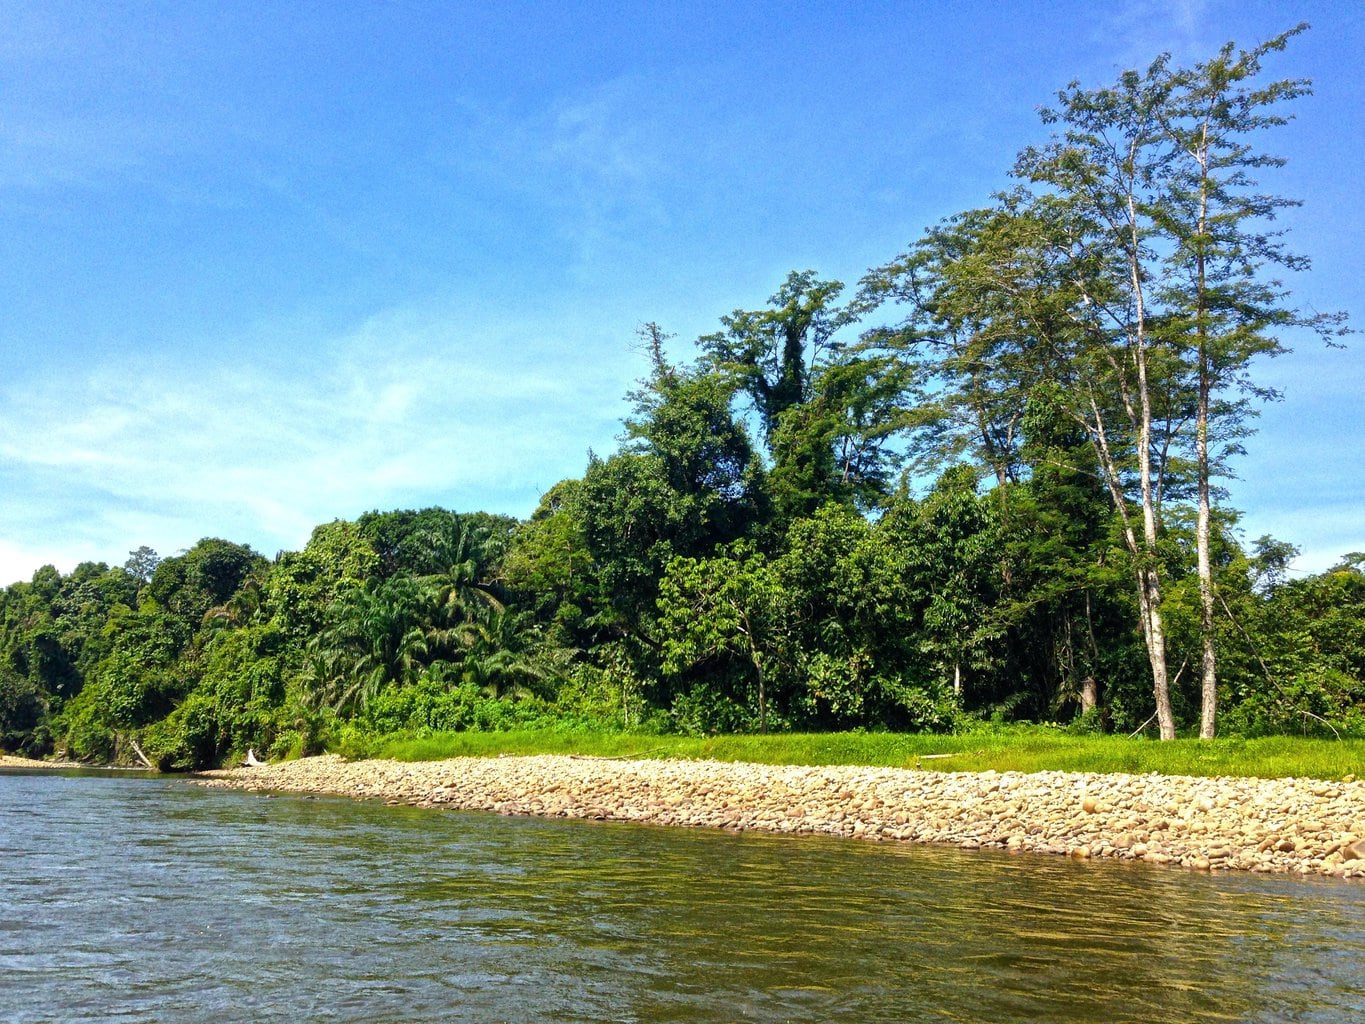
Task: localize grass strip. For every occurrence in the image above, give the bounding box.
[361,727,1365,781]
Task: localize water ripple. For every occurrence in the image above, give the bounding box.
[2,769,1364,1023]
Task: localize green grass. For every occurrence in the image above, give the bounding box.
[358,726,1365,781]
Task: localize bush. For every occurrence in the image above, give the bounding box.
[669,682,757,736]
[53,683,116,762]
[0,668,49,756]
[142,690,223,771]
[1219,667,1365,739]
[361,679,562,736]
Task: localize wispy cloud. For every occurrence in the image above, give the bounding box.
[442,77,674,269]
[0,302,640,583]
[1086,0,1217,72]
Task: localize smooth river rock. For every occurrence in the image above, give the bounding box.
[196,754,1365,879]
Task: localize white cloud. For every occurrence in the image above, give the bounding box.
[0,300,642,583]
[439,77,675,270]
[1090,0,1216,71]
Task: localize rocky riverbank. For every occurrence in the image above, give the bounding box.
[0,754,87,770]
[196,754,1365,878]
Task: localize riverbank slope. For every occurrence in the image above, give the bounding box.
[197,754,1365,878]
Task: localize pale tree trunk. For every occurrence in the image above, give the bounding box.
[1193,138,1219,740]
[1086,374,1176,740]
[1140,567,1176,738]
[1196,362,1218,738]
[1080,676,1098,715]
[1127,188,1177,741]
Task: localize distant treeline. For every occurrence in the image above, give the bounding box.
[3,27,1360,766]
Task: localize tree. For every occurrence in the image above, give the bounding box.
[885,467,1005,703]
[418,514,507,642]
[701,271,917,518]
[266,519,379,640]
[577,332,767,638]
[860,205,1072,489]
[504,480,601,653]
[459,609,556,701]
[124,546,161,585]
[702,272,851,441]
[1142,26,1348,737]
[1006,381,1131,722]
[1015,24,1346,737]
[657,542,786,733]
[308,577,428,714]
[148,539,265,627]
[774,504,942,728]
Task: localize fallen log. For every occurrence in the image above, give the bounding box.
[128,738,156,772]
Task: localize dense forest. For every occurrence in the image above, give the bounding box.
[3,28,1362,767]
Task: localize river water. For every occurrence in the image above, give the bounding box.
[2,769,1363,1023]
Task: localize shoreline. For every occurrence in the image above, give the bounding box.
[197,754,1365,878]
[0,754,95,770]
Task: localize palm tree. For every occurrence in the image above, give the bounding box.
[459,609,555,701]
[419,520,505,624]
[201,569,266,634]
[308,577,428,714]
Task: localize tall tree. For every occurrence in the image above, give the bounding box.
[1017,24,1346,737]
[860,205,1072,489]
[1142,25,1347,736]
[1014,86,1188,737]
[578,328,766,639]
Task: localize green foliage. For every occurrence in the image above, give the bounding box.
[148,538,265,625]
[52,682,116,762]
[658,540,785,732]
[362,678,560,735]
[702,270,917,521]
[266,519,379,640]
[0,666,47,755]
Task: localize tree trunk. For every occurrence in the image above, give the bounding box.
[1196,365,1218,739]
[1194,158,1218,740]
[1139,568,1176,739]
[756,663,768,734]
[1079,676,1098,714]
[1085,391,1176,740]
[1129,205,1176,741]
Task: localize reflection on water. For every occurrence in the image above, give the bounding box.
[2,768,1363,1023]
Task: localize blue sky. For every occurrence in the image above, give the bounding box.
[1,0,1361,585]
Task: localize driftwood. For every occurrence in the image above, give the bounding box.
[569,747,670,761]
[911,750,985,769]
[128,738,156,772]
[244,748,267,767]
[1127,712,1158,739]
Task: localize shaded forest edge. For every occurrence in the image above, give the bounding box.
[3,26,1362,769]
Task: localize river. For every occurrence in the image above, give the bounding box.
[2,768,1363,1023]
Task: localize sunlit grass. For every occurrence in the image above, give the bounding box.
[359,726,1365,781]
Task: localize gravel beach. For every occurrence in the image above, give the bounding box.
[0,755,86,770]
[197,754,1365,878]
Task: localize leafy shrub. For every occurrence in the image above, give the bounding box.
[52,683,116,762]
[0,668,49,756]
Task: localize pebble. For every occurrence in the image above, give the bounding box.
[196,754,1365,879]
